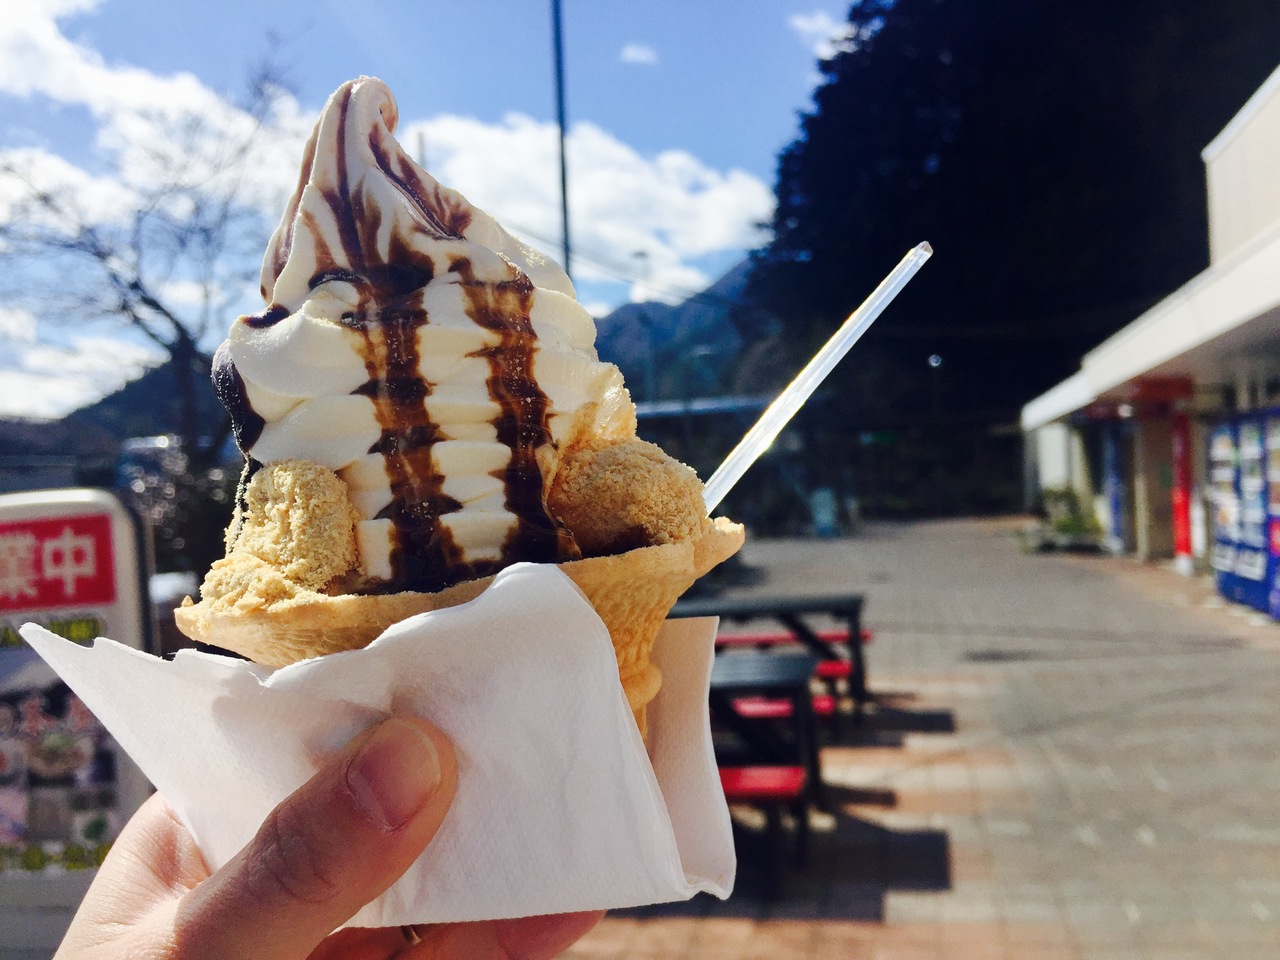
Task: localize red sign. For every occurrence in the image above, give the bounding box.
[1171,412,1192,557]
[1127,376,1194,404]
[0,513,116,611]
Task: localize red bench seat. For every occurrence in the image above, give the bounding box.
[719,765,806,800]
[816,660,852,680]
[731,694,836,720]
[719,765,811,874]
[716,627,851,647]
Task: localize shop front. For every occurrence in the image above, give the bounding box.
[1022,63,1280,607]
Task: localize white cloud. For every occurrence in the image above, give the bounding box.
[0,147,138,226]
[0,2,774,418]
[3,2,770,304]
[407,114,772,304]
[789,11,855,60]
[158,279,213,306]
[0,2,311,214]
[0,371,90,420]
[19,333,159,379]
[619,43,658,65]
[1,333,163,420]
[0,306,37,342]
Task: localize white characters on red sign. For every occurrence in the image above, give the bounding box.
[0,526,99,602]
[0,532,40,602]
[42,526,98,597]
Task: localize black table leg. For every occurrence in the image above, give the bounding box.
[778,609,869,729]
[791,683,828,812]
[709,687,828,811]
[708,689,793,763]
[846,608,869,714]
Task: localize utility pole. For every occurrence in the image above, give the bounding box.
[551,0,572,278]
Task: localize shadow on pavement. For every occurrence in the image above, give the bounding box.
[848,702,957,748]
[619,700,955,922]
[616,808,951,921]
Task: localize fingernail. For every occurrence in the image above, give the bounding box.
[347,718,442,830]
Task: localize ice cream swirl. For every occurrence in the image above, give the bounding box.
[214,77,632,593]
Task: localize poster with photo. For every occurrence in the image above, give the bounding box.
[0,645,121,870]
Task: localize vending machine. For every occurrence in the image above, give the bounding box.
[1234,416,1270,611]
[1102,420,1133,554]
[1265,415,1280,620]
[1209,421,1240,599]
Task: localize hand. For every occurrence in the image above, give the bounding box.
[56,717,602,959]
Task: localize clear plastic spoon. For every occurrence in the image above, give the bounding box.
[702,241,933,513]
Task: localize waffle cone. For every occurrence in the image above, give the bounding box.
[175,518,744,734]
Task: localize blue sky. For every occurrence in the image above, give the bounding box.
[0,0,852,418]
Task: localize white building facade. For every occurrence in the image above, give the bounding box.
[1023,64,1280,594]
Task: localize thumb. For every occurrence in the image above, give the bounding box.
[173,716,456,960]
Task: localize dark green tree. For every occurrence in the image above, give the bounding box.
[739,0,1280,514]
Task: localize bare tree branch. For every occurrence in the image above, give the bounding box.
[0,69,295,457]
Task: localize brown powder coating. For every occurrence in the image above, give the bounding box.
[204,460,359,607]
[548,438,708,557]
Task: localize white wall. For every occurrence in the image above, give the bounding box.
[1035,422,1074,490]
[1204,65,1280,264]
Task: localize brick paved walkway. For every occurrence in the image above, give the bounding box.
[565,519,1280,959]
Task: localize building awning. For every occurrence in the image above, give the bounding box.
[1020,372,1093,432]
[1021,221,1280,431]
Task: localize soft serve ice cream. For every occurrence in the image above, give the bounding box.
[216,76,655,592]
[179,77,742,729]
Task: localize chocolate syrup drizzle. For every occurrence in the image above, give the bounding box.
[451,257,579,568]
[212,341,264,451]
[217,80,578,594]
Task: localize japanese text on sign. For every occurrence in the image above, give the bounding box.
[0,515,116,612]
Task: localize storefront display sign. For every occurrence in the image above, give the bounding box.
[0,489,153,950]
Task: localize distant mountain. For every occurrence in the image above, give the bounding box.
[61,351,223,451]
[0,416,94,492]
[2,260,757,491]
[0,352,225,493]
[594,260,750,401]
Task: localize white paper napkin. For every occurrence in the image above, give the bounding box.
[20,563,735,927]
